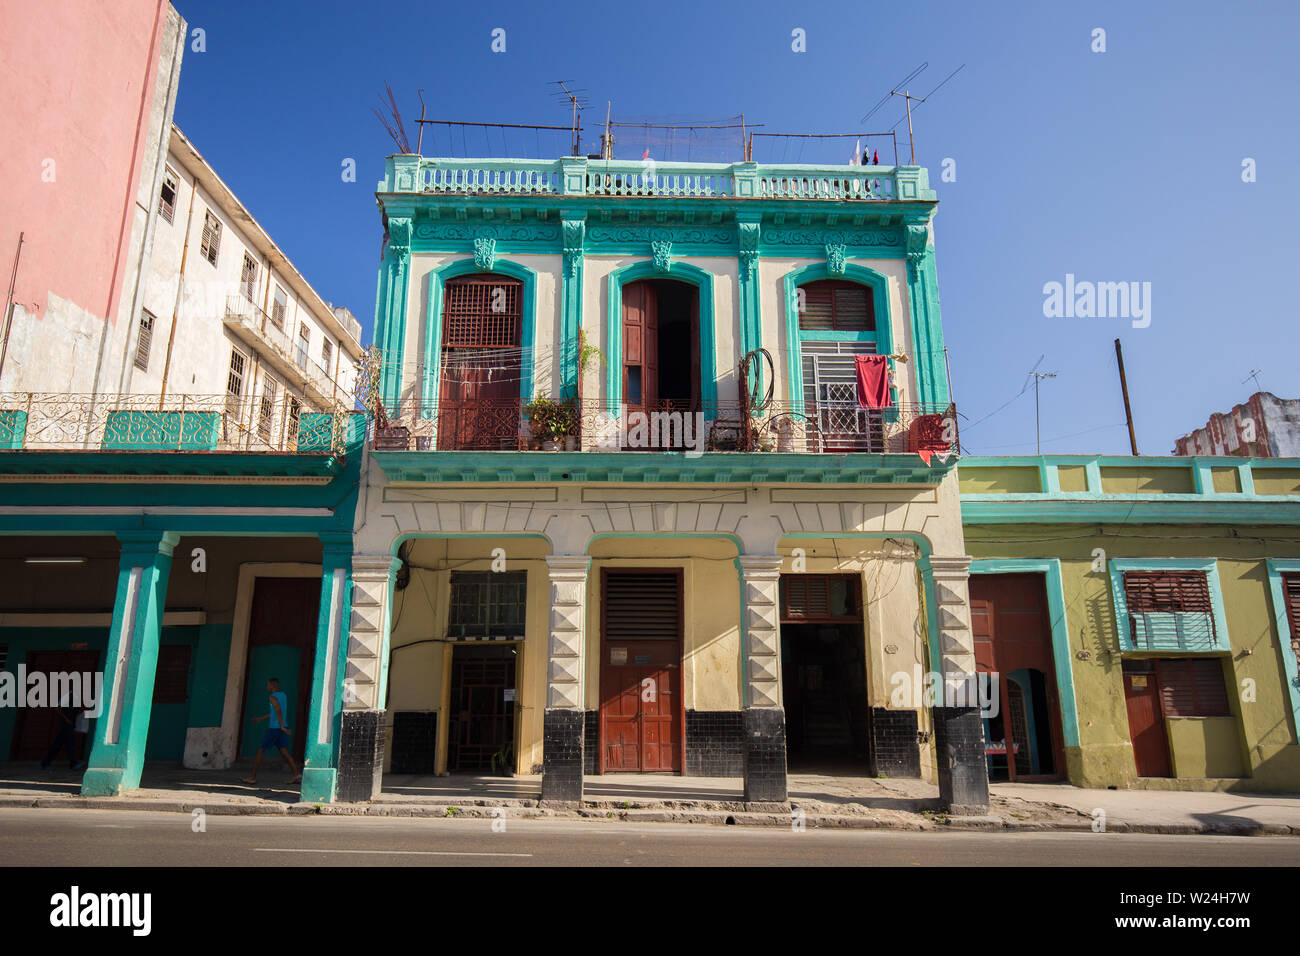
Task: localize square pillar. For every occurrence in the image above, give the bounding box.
[82,532,178,796]
[737,555,788,806]
[541,554,590,805]
[335,552,399,802]
[924,554,990,814]
[300,534,353,804]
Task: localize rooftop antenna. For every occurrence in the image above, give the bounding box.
[1028,368,1058,455]
[1243,369,1264,394]
[415,89,427,155]
[551,81,588,155]
[373,83,413,154]
[602,100,614,159]
[862,62,965,164]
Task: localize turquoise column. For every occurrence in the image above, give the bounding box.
[81,531,178,796]
[736,217,763,401]
[300,533,354,804]
[904,221,951,409]
[377,216,413,412]
[560,216,585,399]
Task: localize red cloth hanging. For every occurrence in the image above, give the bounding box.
[854,355,892,409]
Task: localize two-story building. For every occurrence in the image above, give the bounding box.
[337,153,989,812]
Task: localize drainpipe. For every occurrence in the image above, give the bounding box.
[0,231,26,383]
[159,175,198,403]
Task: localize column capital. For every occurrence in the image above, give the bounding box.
[115,531,178,561]
[928,554,973,578]
[351,552,402,578]
[546,553,592,575]
[736,554,784,578]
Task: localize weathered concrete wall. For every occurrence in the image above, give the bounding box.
[1174,392,1300,458]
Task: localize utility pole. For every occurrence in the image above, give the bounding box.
[1115,338,1138,455]
[1029,370,1057,455]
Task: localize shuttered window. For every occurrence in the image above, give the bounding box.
[134,308,155,371]
[1155,658,1230,717]
[797,280,875,333]
[258,377,277,440]
[199,210,221,265]
[1123,570,1219,650]
[604,571,681,640]
[152,645,191,704]
[158,170,178,224]
[321,338,333,371]
[448,571,526,639]
[241,253,258,301]
[780,574,859,621]
[271,286,287,328]
[1281,574,1300,644]
[227,349,247,398]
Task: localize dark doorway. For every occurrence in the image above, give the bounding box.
[448,644,517,772]
[11,649,100,761]
[621,279,700,445]
[970,573,1066,782]
[599,569,684,773]
[778,575,870,770]
[238,577,318,764]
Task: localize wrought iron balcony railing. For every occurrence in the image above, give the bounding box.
[372,398,957,457]
[0,392,354,455]
[223,296,343,404]
[381,156,937,203]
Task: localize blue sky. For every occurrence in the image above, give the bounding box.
[171,0,1298,455]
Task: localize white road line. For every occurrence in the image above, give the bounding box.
[254,847,532,858]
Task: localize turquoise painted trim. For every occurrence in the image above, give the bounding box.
[378,250,410,412]
[0,409,27,449]
[962,501,1300,526]
[301,534,353,803]
[916,556,942,677]
[905,247,951,407]
[81,531,178,796]
[421,257,539,413]
[969,559,1079,748]
[796,329,877,343]
[1264,559,1300,743]
[560,258,583,400]
[1108,558,1230,653]
[100,410,220,451]
[604,260,718,413]
[781,262,895,414]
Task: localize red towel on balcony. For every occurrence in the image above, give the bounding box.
[855,355,892,409]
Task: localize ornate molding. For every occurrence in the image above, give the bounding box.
[412,222,560,243]
[387,217,412,264]
[825,242,847,276]
[562,218,585,278]
[737,221,761,280]
[904,223,929,276]
[586,225,733,247]
[473,236,497,271]
[764,228,902,248]
[651,239,672,273]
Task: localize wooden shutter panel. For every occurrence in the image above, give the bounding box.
[780,576,831,619]
[604,572,680,640]
[797,280,875,333]
[1282,574,1300,642]
[1123,570,1218,647]
[1156,658,1230,717]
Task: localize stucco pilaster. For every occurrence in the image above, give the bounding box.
[346,552,400,712]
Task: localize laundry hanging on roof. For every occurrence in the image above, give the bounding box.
[854,354,892,409]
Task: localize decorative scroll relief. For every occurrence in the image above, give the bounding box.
[473,236,497,271]
[904,223,929,278]
[387,217,412,264]
[825,242,847,275]
[413,222,561,243]
[562,218,585,277]
[651,239,672,273]
[737,221,760,280]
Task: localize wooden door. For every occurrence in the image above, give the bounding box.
[599,569,683,773]
[1123,663,1172,777]
[437,275,522,450]
[11,650,100,761]
[623,281,659,412]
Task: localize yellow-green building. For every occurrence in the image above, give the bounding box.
[960,454,1300,791]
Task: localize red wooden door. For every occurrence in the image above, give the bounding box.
[623,281,659,412]
[599,570,683,773]
[11,650,100,760]
[1123,666,1172,777]
[437,275,522,450]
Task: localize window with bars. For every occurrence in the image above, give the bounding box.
[448,571,527,639]
[158,170,178,224]
[442,276,522,348]
[199,210,221,265]
[258,377,278,440]
[1122,570,1219,650]
[271,286,287,328]
[241,253,258,301]
[780,574,860,621]
[1155,658,1231,717]
[797,280,875,333]
[801,340,881,452]
[134,308,155,371]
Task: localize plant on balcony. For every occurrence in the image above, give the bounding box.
[524,396,578,449]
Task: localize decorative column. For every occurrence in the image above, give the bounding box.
[904,218,950,409]
[560,216,585,400]
[737,555,788,805]
[335,552,400,802]
[82,532,178,796]
[376,215,412,412]
[921,554,990,814]
[736,217,763,400]
[300,534,354,804]
[541,554,591,805]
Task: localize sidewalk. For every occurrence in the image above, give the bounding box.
[1,763,1297,836]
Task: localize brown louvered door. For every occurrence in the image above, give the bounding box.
[600,569,683,773]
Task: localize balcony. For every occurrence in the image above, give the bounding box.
[223,295,344,405]
[373,398,956,457]
[381,156,937,203]
[0,392,355,455]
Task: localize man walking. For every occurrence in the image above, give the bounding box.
[241,677,300,786]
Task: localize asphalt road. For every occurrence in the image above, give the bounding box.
[0,808,1298,866]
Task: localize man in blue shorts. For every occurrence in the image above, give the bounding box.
[241,677,300,786]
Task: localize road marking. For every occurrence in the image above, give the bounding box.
[254,847,532,858]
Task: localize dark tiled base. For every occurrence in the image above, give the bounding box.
[743,707,788,803]
[337,710,385,803]
[933,705,990,812]
[686,710,744,776]
[870,707,921,777]
[542,708,584,803]
[389,711,437,775]
[584,710,598,775]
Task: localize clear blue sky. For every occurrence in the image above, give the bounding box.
[171,0,1298,456]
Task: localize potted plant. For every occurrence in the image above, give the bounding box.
[524,396,578,451]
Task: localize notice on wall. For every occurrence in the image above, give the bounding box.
[1130,675,1148,689]
[610,647,627,665]
[503,688,515,702]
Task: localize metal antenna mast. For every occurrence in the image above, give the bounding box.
[1029,370,1058,455]
[552,81,588,155]
[1243,369,1264,393]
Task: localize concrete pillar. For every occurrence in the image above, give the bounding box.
[336,552,399,802]
[737,555,788,806]
[300,534,353,804]
[541,554,590,805]
[82,532,178,796]
[924,554,990,814]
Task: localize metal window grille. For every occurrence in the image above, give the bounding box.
[801,340,881,451]
[200,210,221,265]
[442,276,522,348]
[134,308,155,371]
[448,571,527,639]
[1123,570,1219,650]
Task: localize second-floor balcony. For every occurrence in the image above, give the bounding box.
[372,398,957,459]
[223,295,343,405]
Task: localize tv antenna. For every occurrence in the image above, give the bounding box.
[373,83,413,154]
[551,80,588,155]
[860,62,965,164]
[1028,367,1058,455]
[1243,369,1264,393]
